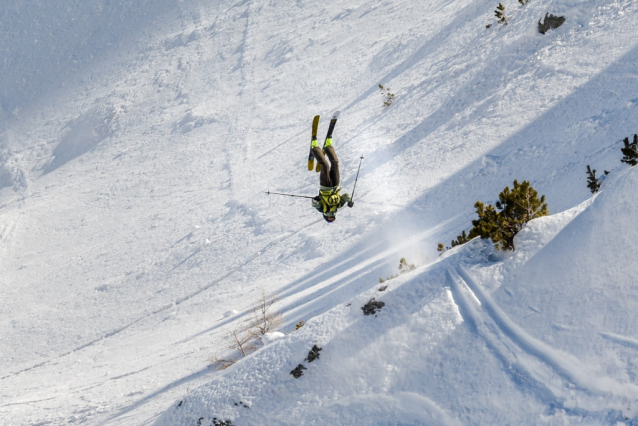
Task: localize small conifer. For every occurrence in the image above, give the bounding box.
[496,180,548,250]
[379,84,395,108]
[620,134,638,166]
[586,165,600,194]
[495,3,508,25]
[470,202,501,242]
[436,181,548,252]
[470,181,548,250]
[451,230,471,247]
[518,0,529,5]
[439,231,470,253]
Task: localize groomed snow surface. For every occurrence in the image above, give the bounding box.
[2,0,638,425]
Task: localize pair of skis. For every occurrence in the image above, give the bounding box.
[267,111,362,207]
[308,111,340,172]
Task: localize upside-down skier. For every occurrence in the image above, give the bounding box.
[266,111,361,220]
[310,136,353,223]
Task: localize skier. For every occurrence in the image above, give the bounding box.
[310,137,353,223]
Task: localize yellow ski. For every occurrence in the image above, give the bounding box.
[308,115,320,171]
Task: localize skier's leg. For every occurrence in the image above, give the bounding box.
[312,147,332,187]
[324,145,340,186]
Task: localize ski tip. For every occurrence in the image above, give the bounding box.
[333,111,341,118]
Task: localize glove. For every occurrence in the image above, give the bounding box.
[347,201,354,208]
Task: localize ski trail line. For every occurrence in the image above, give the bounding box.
[446,268,561,405]
[170,247,202,271]
[599,332,638,350]
[446,268,627,420]
[455,265,638,399]
[0,219,319,381]
[446,269,562,400]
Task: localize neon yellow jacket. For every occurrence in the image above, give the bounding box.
[311,185,352,217]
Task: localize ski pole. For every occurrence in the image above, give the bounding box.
[266,191,316,200]
[348,155,364,207]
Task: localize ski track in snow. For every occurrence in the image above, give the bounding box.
[599,332,638,350]
[447,266,638,421]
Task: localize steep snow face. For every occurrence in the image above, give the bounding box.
[156,285,466,426]
[2,0,638,424]
[155,165,638,426]
[495,166,638,386]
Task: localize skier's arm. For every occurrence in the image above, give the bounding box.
[339,193,354,208]
[312,196,323,212]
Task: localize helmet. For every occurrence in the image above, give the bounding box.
[323,214,336,223]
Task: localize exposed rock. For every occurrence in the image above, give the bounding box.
[361,298,385,316]
[538,13,566,34]
[290,364,307,378]
[305,345,322,363]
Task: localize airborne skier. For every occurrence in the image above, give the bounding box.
[309,112,353,223]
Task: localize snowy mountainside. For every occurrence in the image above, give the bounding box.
[1,0,638,424]
[156,166,638,426]
[157,166,638,425]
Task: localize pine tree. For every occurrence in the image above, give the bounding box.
[471,180,548,250]
[621,134,638,166]
[469,201,501,243]
[437,181,548,252]
[518,0,529,5]
[495,3,508,25]
[586,165,600,194]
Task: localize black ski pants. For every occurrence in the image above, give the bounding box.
[312,145,340,188]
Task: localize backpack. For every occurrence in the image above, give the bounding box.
[318,187,342,213]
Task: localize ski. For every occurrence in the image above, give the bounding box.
[308,115,320,171]
[316,111,340,173]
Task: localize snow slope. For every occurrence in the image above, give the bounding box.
[1,0,638,424]
[156,168,638,426]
